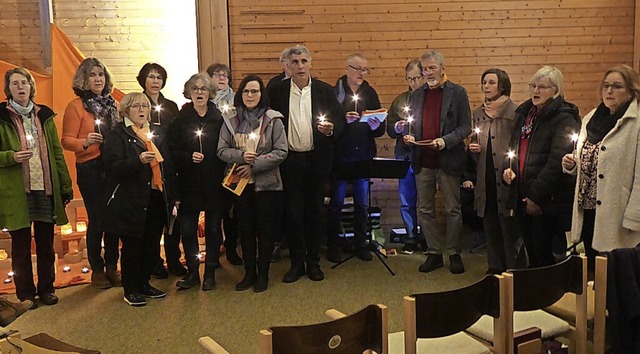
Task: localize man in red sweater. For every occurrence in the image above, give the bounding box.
[405,49,471,274]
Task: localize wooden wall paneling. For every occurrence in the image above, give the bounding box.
[196,0,230,71]
[227,0,637,235]
[0,0,46,72]
[38,0,52,68]
[635,0,640,71]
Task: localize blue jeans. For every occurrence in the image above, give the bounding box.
[397,164,421,244]
[328,177,369,249]
[76,158,120,272]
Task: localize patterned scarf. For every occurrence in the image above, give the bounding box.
[236,106,265,134]
[80,91,118,132]
[214,86,235,109]
[7,100,52,195]
[521,105,542,139]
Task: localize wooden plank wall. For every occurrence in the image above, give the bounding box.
[228,0,636,234]
[0,0,46,73]
[50,0,199,103]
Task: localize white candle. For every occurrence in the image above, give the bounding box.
[146,132,154,142]
[570,132,579,159]
[474,127,481,143]
[195,129,203,153]
[406,116,414,135]
[221,104,230,114]
[352,94,360,113]
[507,150,516,171]
[154,105,162,125]
[95,119,102,135]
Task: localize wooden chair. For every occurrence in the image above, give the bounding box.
[389,275,511,354]
[198,304,388,354]
[467,255,588,354]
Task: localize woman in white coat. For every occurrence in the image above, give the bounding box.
[562,64,640,270]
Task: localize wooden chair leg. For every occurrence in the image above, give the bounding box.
[258,330,273,354]
[593,256,608,354]
[403,296,417,354]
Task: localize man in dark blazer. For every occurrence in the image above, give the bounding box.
[268,45,345,283]
[406,49,471,274]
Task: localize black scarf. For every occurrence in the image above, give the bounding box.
[586,100,631,144]
[79,90,118,132]
[236,106,265,134]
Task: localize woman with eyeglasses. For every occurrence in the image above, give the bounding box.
[206,63,242,267]
[166,73,226,291]
[468,69,526,274]
[386,59,426,254]
[562,65,640,271]
[62,57,121,289]
[135,63,185,279]
[102,93,178,306]
[1,67,73,308]
[217,75,287,292]
[503,66,580,267]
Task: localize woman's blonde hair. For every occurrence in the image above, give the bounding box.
[118,92,150,122]
[530,66,564,98]
[601,64,640,101]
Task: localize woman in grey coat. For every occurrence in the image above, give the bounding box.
[218,75,288,293]
[468,68,526,273]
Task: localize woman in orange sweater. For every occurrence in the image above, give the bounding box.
[61,58,121,289]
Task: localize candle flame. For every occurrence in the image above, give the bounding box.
[154,105,162,112]
[81,266,89,273]
[222,104,230,113]
[474,127,481,134]
[196,253,203,260]
[318,114,326,122]
[26,134,33,141]
[248,132,258,140]
[407,116,414,123]
[146,132,154,140]
[403,106,410,113]
[570,133,579,142]
[195,129,203,137]
[352,94,360,102]
[95,119,102,126]
[507,150,516,159]
[7,271,14,277]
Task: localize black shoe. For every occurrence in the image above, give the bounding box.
[401,243,417,255]
[39,293,58,306]
[167,263,188,277]
[419,240,429,255]
[449,254,465,274]
[226,248,243,266]
[152,264,169,279]
[235,272,256,291]
[253,275,268,293]
[176,271,200,290]
[202,267,216,291]
[327,248,342,263]
[306,264,325,281]
[355,248,373,261]
[140,283,166,298]
[282,265,305,283]
[418,254,444,273]
[123,293,147,307]
[271,246,282,263]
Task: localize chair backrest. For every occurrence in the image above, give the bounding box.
[404,275,509,353]
[262,304,388,354]
[510,255,586,311]
[592,255,608,354]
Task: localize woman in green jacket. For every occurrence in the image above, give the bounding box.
[0,68,73,309]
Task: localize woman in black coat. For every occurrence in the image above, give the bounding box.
[166,73,227,291]
[103,92,177,306]
[503,66,580,267]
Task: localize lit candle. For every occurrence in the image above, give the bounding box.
[221,104,230,114]
[247,132,258,153]
[195,129,203,153]
[7,271,14,278]
[403,105,410,115]
[352,94,360,113]
[146,132,155,142]
[318,114,327,124]
[196,253,203,260]
[154,105,162,125]
[474,127,481,143]
[26,134,33,142]
[63,265,71,272]
[76,221,87,233]
[3,278,10,284]
[507,150,516,171]
[570,132,579,159]
[81,266,89,274]
[60,224,73,235]
[95,119,102,135]
[406,116,414,135]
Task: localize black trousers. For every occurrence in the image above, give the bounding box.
[10,222,55,300]
[236,186,277,269]
[281,151,326,267]
[179,207,223,271]
[120,191,165,295]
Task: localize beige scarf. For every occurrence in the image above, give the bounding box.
[483,95,510,118]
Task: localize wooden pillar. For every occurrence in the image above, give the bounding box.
[38,0,52,69]
[195,0,230,71]
[635,0,640,71]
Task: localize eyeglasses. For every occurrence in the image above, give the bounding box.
[602,83,626,91]
[147,74,163,81]
[131,103,150,109]
[406,76,422,83]
[213,72,229,79]
[242,89,261,95]
[528,83,555,91]
[191,86,210,93]
[348,65,371,75]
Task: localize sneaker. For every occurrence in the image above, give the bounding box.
[106,270,122,287]
[271,245,282,263]
[449,254,465,274]
[139,284,166,299]
[151,264,169,279]
[123,293,147,307]
[91,272,112,289]
[418,254,444,273]
[355,247,373,261]
[401,243,417,255]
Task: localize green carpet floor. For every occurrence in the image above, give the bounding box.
[9,245,489,354]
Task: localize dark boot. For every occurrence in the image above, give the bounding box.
[235,265,256,291]
[176,265,200,290]
[253,262,270,293]
[202,265,216,291]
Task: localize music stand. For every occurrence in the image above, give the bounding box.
[331,158,410,276]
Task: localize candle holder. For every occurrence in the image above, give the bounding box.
[76,221,87,233]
